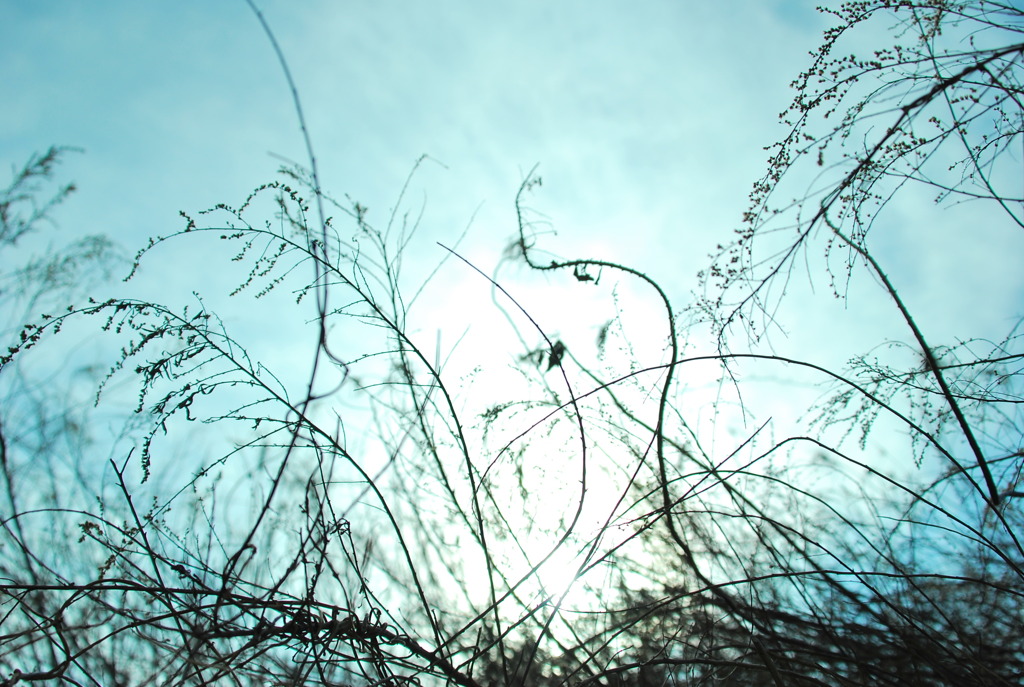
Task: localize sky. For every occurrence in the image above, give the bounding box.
[0,1,845,404]
[0,2,822,411]
[3,1,823,283]
[4,0,1024,629]
[5,1,1015,338]
[0,0,839,604]
[5,0,1023,481]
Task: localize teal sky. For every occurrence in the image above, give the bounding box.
[3,2,823,276]
[0,2,835,389]
[5,0,1024,630]
[4,1,1022,451]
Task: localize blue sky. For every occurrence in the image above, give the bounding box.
[5,1,1022,479]
[5,0,1024,637]
[1,2,835,396]
[0,0,838,597]
[3,1,823,278]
